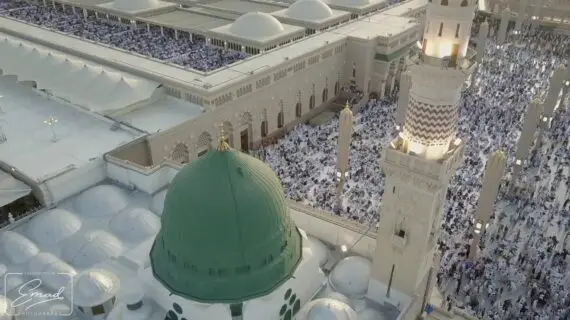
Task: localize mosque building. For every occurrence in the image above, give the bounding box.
[0,0,507,318]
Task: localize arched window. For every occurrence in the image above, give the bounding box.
[295,102,302,118]
[171,143,189,164]
[460,0,468,6]
[322,88,328,103]
[438,23,443,36]
[261,121,268,137]
[277,112,284,128]
[455,23,460,38]
[441,0,448,5]
[309,95,315,109]
[334,81,340,95]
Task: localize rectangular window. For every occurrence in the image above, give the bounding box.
[438,23,443,37]
[92,305,105,315]
[455,23,460,38]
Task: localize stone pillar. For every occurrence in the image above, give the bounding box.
[469,150,506,260]
[510,100,542,193]
[498,9,511,44]
[471,21,489,88]
[395,70,411,130]
[515,0,529,31]
[542,65,566,127]
[336,102,353,210]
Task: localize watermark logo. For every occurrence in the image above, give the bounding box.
[4,272,74,317]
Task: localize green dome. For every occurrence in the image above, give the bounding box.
[150,148,302,303]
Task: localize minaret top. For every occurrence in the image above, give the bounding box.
[217,124,230,152]
[341,101,353,116]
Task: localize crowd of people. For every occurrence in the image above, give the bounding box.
[263,25,570,319]
[0,0,247,71]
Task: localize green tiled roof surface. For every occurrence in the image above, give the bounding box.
[150,149,302,303]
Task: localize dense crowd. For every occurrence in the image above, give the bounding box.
[0,0,247,71]
[263,26,570,319]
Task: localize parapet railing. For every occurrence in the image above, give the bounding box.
[286,200,378,238]
[104,154,182,175]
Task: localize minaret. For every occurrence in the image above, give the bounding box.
[370,0,476,305]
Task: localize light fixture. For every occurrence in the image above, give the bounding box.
[340,245,348,253]
[542,116,548,122]
[515,159,522,166]
[43,116,59,142]
[475,222,482,229]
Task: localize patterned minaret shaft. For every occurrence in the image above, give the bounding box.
[370,0,477,303]
[402,0,477,160]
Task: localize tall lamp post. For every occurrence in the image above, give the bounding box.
[469,150,506,260]
[43,116,59,142]
[336,101,353,211]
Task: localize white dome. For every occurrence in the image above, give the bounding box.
[151,189,167,215]
[118,278,144,304]
[75,184,130,217]
[74,269,120,307]
[329,256,371,298]
[62,230,123,268]
[113,0,159,11]
[28,252,76,274]
[109,207,160,241]
[229,12,285,39]
[27,253,76,297]
[298,298,357,320]
[287,0,333,20]
[324,292,353,308]
[358,309,387,320]
[309,236,330,267]
[324,0,370,6]
[27,209,82,246]
[1,231,39,264]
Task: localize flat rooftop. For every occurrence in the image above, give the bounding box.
[0,17,346,92]
[116,97,204,133]
[381,0,427,16]
[140,9,233,33]
[202,0,286,14]
[0,78,142,182]
[331,13,417,39]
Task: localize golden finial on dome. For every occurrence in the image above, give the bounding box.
[344,100,350,109]
[217,123,230,152]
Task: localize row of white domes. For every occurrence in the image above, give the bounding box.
[227,0,372,39]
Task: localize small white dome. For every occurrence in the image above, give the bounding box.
[358,309,387,320]
[324,292,353,308]
[229,12,285,39]
[27,253,76,296]
[309,236,330,267]
[287,0,333,20]
[74,269,120,307]
[1,231,39,264]
[62,230,123,268]
[329,256,371,298]
[27,209,82,246]
[75,184,129,217]
[298,298,357,320]
[151,190,167,215]
[109,208,160,241]
[324,0,370,6]
[113,0,159,11]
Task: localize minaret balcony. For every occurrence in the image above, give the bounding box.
[410,47,477,72]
